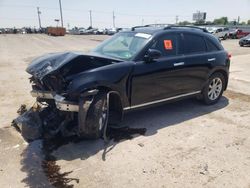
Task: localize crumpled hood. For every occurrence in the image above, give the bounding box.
[26,51,121,80]
[26,52,82,80]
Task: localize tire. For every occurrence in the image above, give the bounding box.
[84,91,108,139]
[240,43,244,47]
[223,35,227,40]
[201,73,225,105]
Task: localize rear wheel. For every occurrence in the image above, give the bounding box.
[84,92,108,139]
[201,73,225,105]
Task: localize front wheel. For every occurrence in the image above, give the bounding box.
[201,73,225,105]
[83,92,108,139]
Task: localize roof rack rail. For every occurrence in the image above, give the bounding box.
[145,23,171,27]
[131,25,150,31]
[164,25,208,32]
[131,23,171,31]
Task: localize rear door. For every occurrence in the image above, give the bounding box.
[176,32,211,92]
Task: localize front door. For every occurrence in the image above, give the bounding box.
[131,33,183,105]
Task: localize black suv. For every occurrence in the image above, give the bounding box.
[27,25,230,138]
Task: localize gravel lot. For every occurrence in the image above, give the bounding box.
[0,34,250,188]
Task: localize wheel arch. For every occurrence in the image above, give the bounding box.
[209,69,228,90]
[97,87,124,125]
[107,91,124,125]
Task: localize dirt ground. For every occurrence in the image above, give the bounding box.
[0,34,250,188]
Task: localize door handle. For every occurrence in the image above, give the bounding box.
[208,58,216,62]
[174,62,185,67]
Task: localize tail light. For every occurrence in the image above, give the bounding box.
[227,52,231,59]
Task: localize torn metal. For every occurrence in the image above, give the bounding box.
[12,90,98,141]
[31,90,79,112]
[12,105,43,141]
[12,102,76,141]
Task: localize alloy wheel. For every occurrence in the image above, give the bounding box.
[208,77,223,100]
[99,99,108,130]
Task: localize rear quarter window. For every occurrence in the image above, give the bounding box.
[205,38,220,52]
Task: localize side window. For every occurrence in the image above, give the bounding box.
[205,38,219,52]
[150,34,177,57]
[182,34,206,54]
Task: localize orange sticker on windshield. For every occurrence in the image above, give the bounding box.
[164,40,173,50]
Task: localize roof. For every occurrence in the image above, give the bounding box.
[130,24,209,35]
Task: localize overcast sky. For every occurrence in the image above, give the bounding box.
[0,0,250,28]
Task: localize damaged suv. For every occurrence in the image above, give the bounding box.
[26,25,230,139]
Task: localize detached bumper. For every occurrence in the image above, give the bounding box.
[29,89,99,137]
[30,90,79,112]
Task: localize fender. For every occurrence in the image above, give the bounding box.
[78,89,124,137]
[202,66,229,91]
[67,61,135,107]
[78,89,99,137]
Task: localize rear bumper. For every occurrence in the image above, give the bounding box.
[30,90,79,112]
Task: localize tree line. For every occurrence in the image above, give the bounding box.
[179,17,250,26]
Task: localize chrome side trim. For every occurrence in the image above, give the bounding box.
[123,91,201,110]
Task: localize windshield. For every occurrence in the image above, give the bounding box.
[92,32,151,60]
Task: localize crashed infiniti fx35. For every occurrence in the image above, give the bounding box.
[25,25,230,139]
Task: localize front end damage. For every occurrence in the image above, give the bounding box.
[32,87,99,135]
[13,88,99,141]
[13,52,122,141]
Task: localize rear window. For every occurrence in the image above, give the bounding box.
[181,34,206,54]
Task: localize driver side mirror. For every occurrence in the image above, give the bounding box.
[144,49,162,62]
